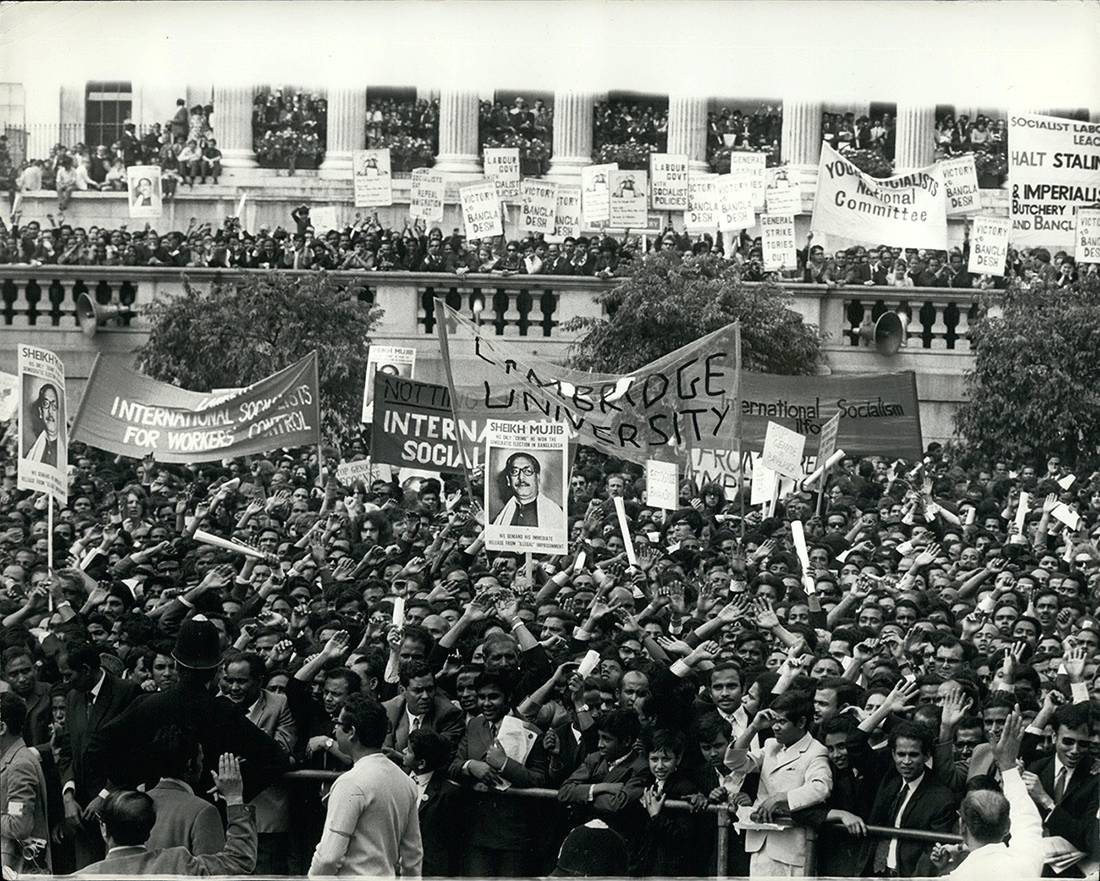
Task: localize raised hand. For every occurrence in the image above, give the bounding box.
[752,597,780,630]
[990,708,1025,771]
[324,629,351,659]
[939,685,968,731]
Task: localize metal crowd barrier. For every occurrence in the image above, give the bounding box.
[284,770,963,879]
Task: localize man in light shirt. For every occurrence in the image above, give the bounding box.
[931,710,1044,879]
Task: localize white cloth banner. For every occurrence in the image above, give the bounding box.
[812,143,948,250]
[1008,112,1100,249]
[940,154,980,216]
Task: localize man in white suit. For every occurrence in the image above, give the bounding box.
[492,452,564,529]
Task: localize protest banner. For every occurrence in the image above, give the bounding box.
[1008,113,1100,249]
[335,458,381,488]
[812,143,948,249]
[726,151,767,210]
[649,153,689,211]
[352,149,393,207]
[609,170,648,229]
[760,213,797,271]
[818,410,841,461]
[18,345,67,504]
[686,176,720,231]
[460,182,503,240]
[483,148,521,200]
[70,352,320,464]
[520,179,558,235]
[719,172,755,232]
[940,154,980,216]
[437,301,742,468]
[361,346,416,422]
[645,459,679,510]
[310,205,339,232]
[766,179,801,215]
[1075,206,1100,264]
[740,371,921,460]
[126,165,163,219]
[750,455,778,506]
[410,168,446,222]
[484,420,569,555]
[0,371,18,422]
[762,421,806,478]
[581,164,616,226]
[552,184,582,240]
[968,215,1011,276]
[688,448,742,496]
[371,374,473,471]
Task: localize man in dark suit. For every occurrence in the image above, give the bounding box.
[449,669,548,877]
[85,616,290,812]
[557,708,649,875]
[57,639,141,868]
[406,728,463,877]
[848,719,958,877]
[382,660,464,768]
[1022,702,1098,875]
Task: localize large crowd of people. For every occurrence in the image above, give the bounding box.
[0,205,1092,292]
[1,410,1099,877]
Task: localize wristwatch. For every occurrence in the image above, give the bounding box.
[325,737,334,750]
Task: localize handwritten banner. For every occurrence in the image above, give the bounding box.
[726,152,767,210]
[1076,207,1100,264]
[649,153,689,210]
[460,182,503,240]
[686,176,720,231]
[552,184,582,241]
[719,171,755,232]
[760,213,797,271]
[483,148,521,199]
[940,154,980,216]
[812,143,948,250]
[70,353,320,464]
[968,215,1011,276]
[410,168,445,222]
[520,179,558,235]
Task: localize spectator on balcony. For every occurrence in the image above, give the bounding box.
[104,156,128,191]
[88,146,112,187]
[200,139,222,184]
[120,122,142,167]
[142,124,163,163]
[170,99,189,143]
[889,258,915,287]
[913,251,950,287]
[16,160,44,192]
[521,240,544,276]
[177,140,202,187]
[945,248,974,289]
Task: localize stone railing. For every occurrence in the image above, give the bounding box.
[0,265,987,350]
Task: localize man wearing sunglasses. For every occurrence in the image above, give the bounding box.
[492,453,563,529]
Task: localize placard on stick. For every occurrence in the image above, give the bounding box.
[761,421,806,479]
[818,412,841,462]
[645,459,678,511]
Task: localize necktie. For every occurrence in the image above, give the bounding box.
[873,782,909,872]
[411,716,421,731]
[1053,766,1067,805]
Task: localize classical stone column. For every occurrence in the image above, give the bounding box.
[781,100,823,167]
[433,89,481,176]
[319,87,367,178]
[546,91,596,182]
[894,103,936,170]
[212,85,257,170]
[667,94,709,175]
[780,100,823,213]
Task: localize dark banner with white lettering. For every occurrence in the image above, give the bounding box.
[370,374,472,471]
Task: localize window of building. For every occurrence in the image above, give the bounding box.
[85,81,132,148]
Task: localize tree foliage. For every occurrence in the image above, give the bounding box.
[955,276,1100,468]
[564,251,824,374]
[137,272,382,445]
